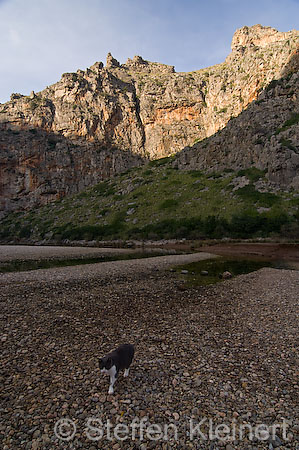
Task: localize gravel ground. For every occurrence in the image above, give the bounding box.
[0,245,140,262]
[0,252,216,284]
[0,256,298,449]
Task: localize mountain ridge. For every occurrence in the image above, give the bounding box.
[176,57,299,189]
[0,24,298,216]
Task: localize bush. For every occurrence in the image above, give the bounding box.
[19,225,32,238]
[148,156,173,167]
[236,167,266,182]
[188,170,203,178]
[280,222,299,239]
[158,199,179,210]
[92,182,116,197]
[56,222,126,240]
[127,212,292,240]
[143,169,153,176]
[279,138,296,152]
[266,79,280,91]
[275,113,299,134]
[48,137,57,149]
[235,184,279,207]
[229,211,291,238]
[0,226,12,239]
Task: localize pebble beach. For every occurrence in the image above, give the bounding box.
[0,247,298,449]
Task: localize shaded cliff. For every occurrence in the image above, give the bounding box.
[0,126,144,213]
[175,49,299,189]
[0,24,298,214]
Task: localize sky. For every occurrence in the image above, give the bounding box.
[0,0,298,103]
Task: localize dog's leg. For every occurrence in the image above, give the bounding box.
[124,368,129,377]
[108,365,117,394]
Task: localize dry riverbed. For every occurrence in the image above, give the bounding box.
[0,245,140,262]
[0,249,298,449]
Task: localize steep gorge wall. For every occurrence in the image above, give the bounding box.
[176,63,299,189]
[0,24,298,214]
[135,24,298,157]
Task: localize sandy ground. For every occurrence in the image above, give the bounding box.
[0,251,298,449]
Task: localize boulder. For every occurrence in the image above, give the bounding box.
[222,271,233,279]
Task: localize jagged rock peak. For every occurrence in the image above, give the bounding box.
[125,55,148,67]
[90,61,104,72]
[231,24,297,50]
[10,93,24,101]
[106,52,120,68]
[124,55,175,74]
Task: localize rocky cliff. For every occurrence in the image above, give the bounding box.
[176,50,299,189]
[0,24,298,214]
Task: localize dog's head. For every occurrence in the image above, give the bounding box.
[99,356,113,373]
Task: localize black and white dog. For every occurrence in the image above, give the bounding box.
[99,344,135,394]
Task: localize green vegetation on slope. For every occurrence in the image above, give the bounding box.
[1,161,298,242]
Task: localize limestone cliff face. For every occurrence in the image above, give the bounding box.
[231,24,292,48]
[0,25,298,213]
[176,51,299,189]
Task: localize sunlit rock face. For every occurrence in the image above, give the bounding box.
[0,25,298,213]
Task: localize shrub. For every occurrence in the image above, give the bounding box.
[148,156,172,167]
[229,211,291,238]
[19,225,32,238]
[281,222,299,239]
[266,79,280,91]
[202,216,229,238]
[143,169,153,176]
[77,192,89,199]
[188,170,203,178]
[92,182,116,197]
[158,199,179,210]
[56,221,126,241]
[275,113,299,134]
[235,184,279,207]
[0,226,12,239]
[48,137,57,149]
[279,138,297,152]
[217,107,228,114]
[127,212,292,240]
[236,167,266,182]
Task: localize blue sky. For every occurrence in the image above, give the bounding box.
[0,0,298,103]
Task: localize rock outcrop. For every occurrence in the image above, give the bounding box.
[176,50,299,189]
[231,24,294,50]
[0,25,298,214]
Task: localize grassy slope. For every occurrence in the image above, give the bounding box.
[1,160,298,242]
